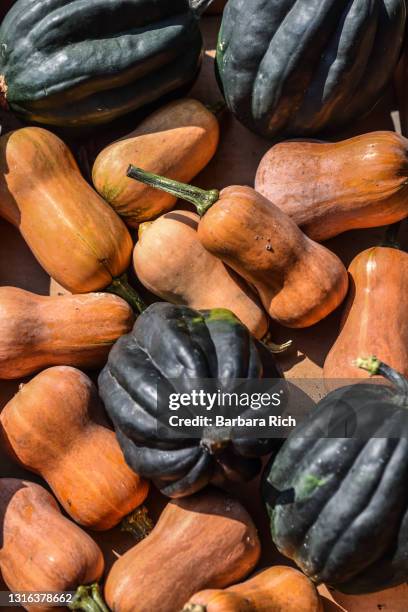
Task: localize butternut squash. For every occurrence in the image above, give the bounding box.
[105,488,260,612]
[0,286,134,379]
[183,566,322,612]
[0,479,105,612]
[92,99,219,226]
[0,127,143,312]
[133,210,268,339]
[0,367,149,530]
[255,132,408,242]
[127,168,349,328]
[324,244,408,381]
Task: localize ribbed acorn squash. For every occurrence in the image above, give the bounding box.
[216,0,406,139]
[98,302,283,498]
[263,358,408,594]
[0,0,204,128]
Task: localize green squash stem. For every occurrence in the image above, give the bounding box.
[105,273,146,315]
[121,505,153,541]
[68,584,109,612]
[356,356,408,398]
[127,166,219,217]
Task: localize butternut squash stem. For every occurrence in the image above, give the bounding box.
[262,332,293,354]
[105,273,146,314]
[68,584,109,612]
[356,356,408,397]
[121,505,154,541]
[127,166,219,217]
[182,605,206,612]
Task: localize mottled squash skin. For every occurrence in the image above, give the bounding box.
[0,287,134,379]
[105,488,260,612]
[0,479,104,611]
[1,367,149,530]
[255,132,408,242]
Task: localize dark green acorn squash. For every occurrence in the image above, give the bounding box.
[98,302,283,498]
[263,357,408,594]
[216,0,406,139]
[0,0,204,128]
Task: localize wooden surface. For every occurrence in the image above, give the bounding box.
[0,9,407,612]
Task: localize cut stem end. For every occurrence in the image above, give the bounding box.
[354,356,381,376]
[121,505,153,541]
[68,584,109,612]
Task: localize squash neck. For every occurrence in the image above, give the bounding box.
[0,75,8,111]
[127,166,219,217]
[105,273,146,315]
[69,584,109,612]
[356,357,408,400]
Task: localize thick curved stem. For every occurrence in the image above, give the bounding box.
[127,166,219,217]
[105,273,146,315]
[355,356,408,399]
[121,505,154,541]
[183,605,206,612]
[69,584,109,612]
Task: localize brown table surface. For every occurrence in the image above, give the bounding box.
[0,11,407,612]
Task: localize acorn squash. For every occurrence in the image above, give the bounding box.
[263,358,408,594]
[98,302,283,498]
[216,0,406,139]
[0,0,204,128]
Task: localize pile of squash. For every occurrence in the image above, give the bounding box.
[0,1,408,611]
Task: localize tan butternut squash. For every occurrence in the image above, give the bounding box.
[0,367,149,530]
[133,210,268,339]
[255,132,408,242]
[105,488,260,612]
[324,244,408,381]
[183,566,322,612]
[92,99,219,226]
[0,286,134,379]
[0,127,143,312]
[127,168,349,328]
[0,479,105,612]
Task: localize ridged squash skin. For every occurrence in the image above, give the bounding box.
[263,363,408,594]
[105,488,260,612]
[1,367,149,530]
[92,99,219,225]
[99,302,282,498]
[0,479,104,610]
[0,0,203,127]
[324,247,408,381]
[133,210,268,339]
[255,132,408,242]
[0,127,133,293]
[0,287,134,379]
[216,0,405,139]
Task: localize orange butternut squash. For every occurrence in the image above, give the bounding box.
[105,488,260,612]
[0,367,149,530]
[127,168,349,328]
[255,132,408,242]
[183,566,322,612]
[0,286,134,379]
[133,210,268,338]
[323,244,408,381]
[92,99,219,226]
[0,127,143,312]
[0,479,105,612]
